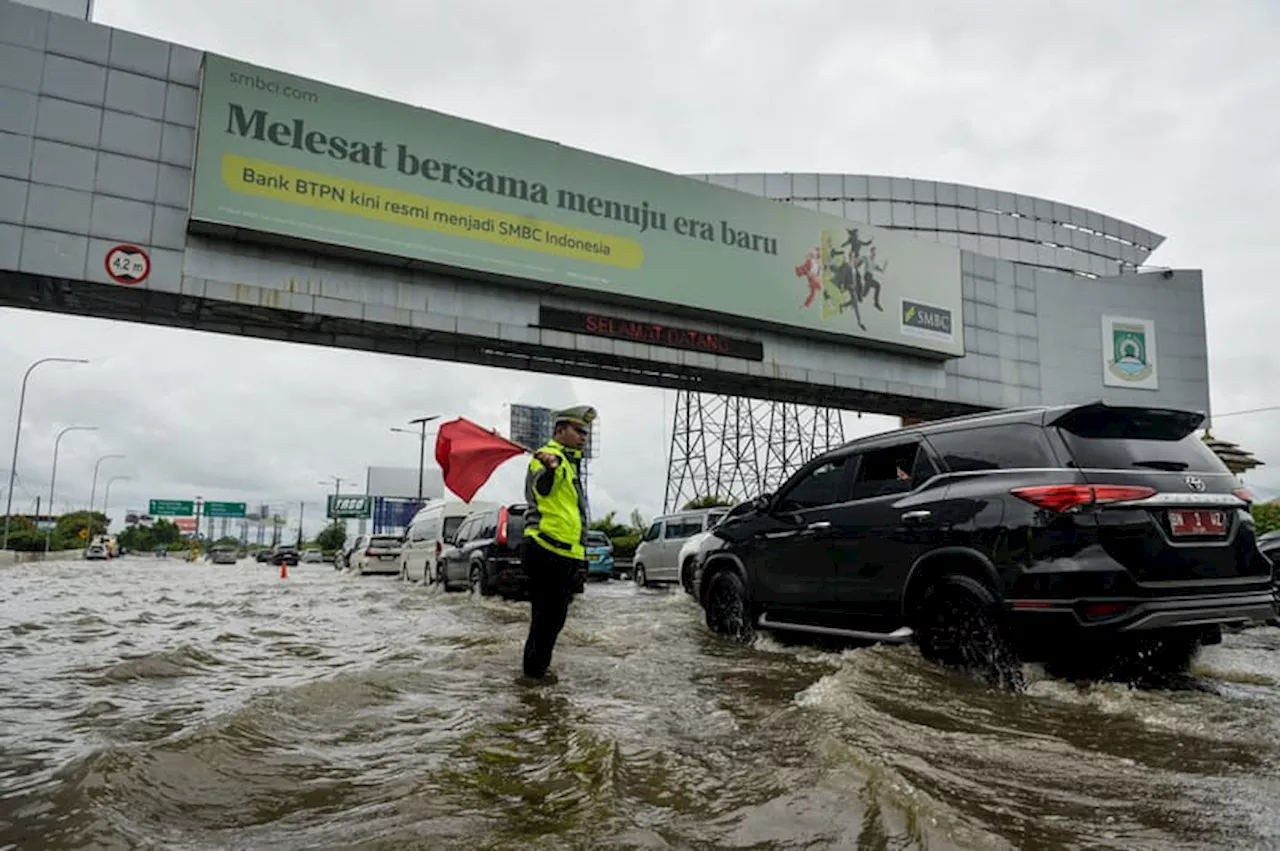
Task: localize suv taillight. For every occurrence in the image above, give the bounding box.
[497,506,509,546]
[1011,484,1156,513]
[435,540,442,557]
[366,549,376,556]
[1233,487,1255,505]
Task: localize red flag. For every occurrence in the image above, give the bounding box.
[434,418,528,502]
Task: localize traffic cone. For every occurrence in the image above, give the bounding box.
[280,561,289,579]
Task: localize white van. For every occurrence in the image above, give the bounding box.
[632,507,730,588]
[400,499,495,584]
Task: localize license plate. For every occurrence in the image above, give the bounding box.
[379,554,394,560]
[1168,509,1227,537]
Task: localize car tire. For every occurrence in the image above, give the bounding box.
[681,560,695,595]
[705,570,755,644]
[1045,629,1202,686]
[633,564,648,588]
[470,564,494,597]
[915,573,1022,690]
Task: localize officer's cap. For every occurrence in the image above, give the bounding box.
[553,405,597,432]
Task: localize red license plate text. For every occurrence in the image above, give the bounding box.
[1168,509,1227,537]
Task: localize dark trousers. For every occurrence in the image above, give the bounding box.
[522,538,581,677]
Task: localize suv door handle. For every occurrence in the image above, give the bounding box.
[900,510,931,522]
[805,521,832,531]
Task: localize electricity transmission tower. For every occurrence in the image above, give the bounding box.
[664,390,848,512]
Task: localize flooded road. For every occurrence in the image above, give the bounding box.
[2,558,1279,850]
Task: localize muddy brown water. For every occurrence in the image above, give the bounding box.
[2,559,1279,850]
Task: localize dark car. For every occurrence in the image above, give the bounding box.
[441,503,586,598]
[268,545,300,567]
[693,401,1276,685]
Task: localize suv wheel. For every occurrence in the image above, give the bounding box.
[915,574,1022,689]
[681,560,695,594]
[705,570,755,644]
[633,564,648,588]
[470,564,492,597]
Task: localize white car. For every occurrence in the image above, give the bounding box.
[85,544,108,560]
[347,534,404,576]
[400,500,494,584]
[632,507,729,588]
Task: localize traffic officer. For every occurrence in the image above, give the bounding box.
[521,405,595,679]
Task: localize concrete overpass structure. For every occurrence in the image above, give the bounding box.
[0,0,1211,434]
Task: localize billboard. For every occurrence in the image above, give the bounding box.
[366,466,443,500]
[191,55,964,357]
[327,494,372,519]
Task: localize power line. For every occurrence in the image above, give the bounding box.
[1214,405,1280,420]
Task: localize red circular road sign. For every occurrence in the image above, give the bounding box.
[104,244,151,285]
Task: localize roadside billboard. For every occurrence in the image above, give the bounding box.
[191,55,964,357]
[366,466,442,500]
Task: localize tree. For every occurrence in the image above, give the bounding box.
[315,521,347,552]
[1254,502,1280,536]
[589,511,632,539]
[118,518,184,553]
[629,508,647,534]
[683,495,733,510]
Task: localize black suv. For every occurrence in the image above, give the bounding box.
[693,401,1276,683]
[268,545,300,567]
[442,503,587,598]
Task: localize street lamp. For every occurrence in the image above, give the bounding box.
[87,453,125,524]
[318,475,349,496]
[46,424,98,552]
[2,356,89,549]
[103,475,131,532]
[391,415,439,506]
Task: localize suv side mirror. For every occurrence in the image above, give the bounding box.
[752,493,773,513]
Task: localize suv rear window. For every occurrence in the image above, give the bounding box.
[927,424,1057,472]
[370,536,401,548]
[1054,405,1228,473]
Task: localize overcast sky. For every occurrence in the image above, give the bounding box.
[3,0,1279,536]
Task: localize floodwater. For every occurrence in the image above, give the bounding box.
[2,559,1279,850]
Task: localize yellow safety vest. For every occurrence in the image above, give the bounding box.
[523,440,587,560]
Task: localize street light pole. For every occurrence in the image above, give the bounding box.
[87,454,125,538]
[46,425,97,552]
[392,416,439,508]
[2,356,89,550]
[103,475,131,532]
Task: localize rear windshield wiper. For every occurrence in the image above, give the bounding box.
[1131,460,1190,471]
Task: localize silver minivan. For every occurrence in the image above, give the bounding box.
[632,507,729,587]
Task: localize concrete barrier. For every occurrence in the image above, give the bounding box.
[0,549,84,565]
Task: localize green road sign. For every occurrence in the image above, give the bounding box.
[328,494,372,519]
[204,501,247,518]
[149,499,194,516]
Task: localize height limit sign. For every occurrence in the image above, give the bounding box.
[105,244,150,285]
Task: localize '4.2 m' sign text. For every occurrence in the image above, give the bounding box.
[327,495,372,519]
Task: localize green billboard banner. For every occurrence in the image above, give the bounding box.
[149,499,194,516]
[191,55,964,357]
[328,494,372,519]
[204,501,247,518]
